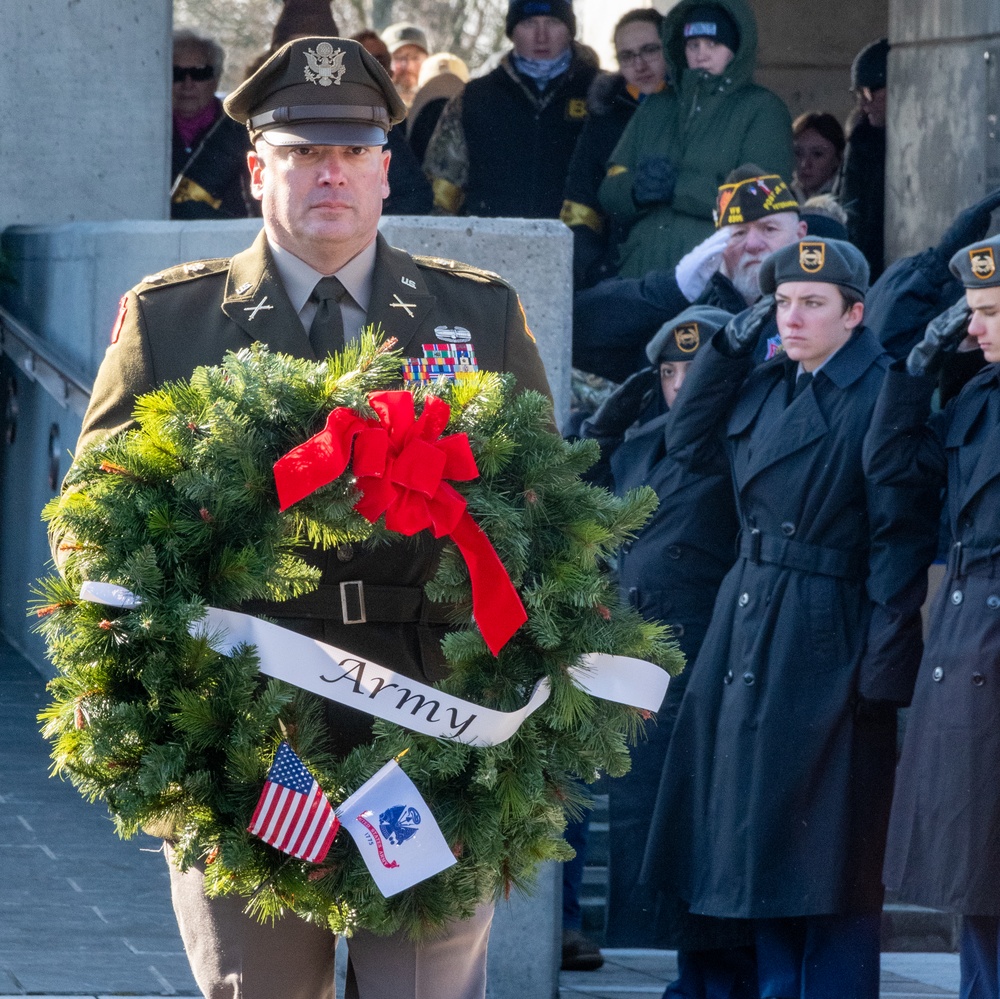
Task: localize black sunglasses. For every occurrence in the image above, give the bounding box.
[173,64,215,83]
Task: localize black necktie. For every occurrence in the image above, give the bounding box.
[792,370,813,402]
[309,276,347,356]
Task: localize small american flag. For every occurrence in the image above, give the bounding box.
[248,742,340,863]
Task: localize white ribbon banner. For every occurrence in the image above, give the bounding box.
[80,583,669,748]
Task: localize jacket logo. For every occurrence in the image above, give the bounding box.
[970,247,996,281]
[673,323,701,353]
[799,242,825,273]
[566,98,587,121]
[304,43,346,87]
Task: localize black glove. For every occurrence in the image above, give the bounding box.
[906,299,972,377]
[584,367,659,438]
[633,157,678,207]
[936,187,1000,261]
[720,295,775,358]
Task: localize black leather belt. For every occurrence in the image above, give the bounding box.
[241,582,457,625]
[739,528,863,581]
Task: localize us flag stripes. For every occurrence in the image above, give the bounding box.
[248,742,340,862]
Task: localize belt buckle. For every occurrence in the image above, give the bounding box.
[340,580,366,624]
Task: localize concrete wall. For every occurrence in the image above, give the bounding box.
[885,1,1000,259]
[0,0,172,230]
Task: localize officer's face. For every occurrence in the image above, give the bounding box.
[248,142,391,270]
[511,16,572,61]
[775,282,864,372]
[966,287,1000,363]
[659,360,692,408]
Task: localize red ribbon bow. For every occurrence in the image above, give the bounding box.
[273,391,527,655]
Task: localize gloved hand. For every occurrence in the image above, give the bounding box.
[584,367,659,438]
[633,157,678,207]
[906,299,972,377]
[675,228,732,302]
[720,295,775,357]
[936,187,1000,261]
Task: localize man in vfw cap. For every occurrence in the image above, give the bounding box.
[65,35,549,999]
[644,235,936,998]
[573,166,806,382]
[868,232,1000,998]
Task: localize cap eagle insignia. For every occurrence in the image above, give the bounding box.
[304,42,347,87]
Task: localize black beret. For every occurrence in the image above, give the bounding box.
[224,37,407,146]
[646,305,733,364]
[949,235,1000,288]
[759,238,869,296]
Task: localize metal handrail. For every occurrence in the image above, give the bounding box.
[0,304,92,418]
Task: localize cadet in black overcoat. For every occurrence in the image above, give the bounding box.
[642,239,933,999]
[583,305,757,994]
[865,235,1000,995]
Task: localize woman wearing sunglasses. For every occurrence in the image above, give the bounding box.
[171,28,256,220]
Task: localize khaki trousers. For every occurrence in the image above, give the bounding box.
[166,844,494,999]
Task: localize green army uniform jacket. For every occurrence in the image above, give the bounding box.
[75,228,551,755]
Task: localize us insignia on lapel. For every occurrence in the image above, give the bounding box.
[970,247,996,281]
[402,344,479,383]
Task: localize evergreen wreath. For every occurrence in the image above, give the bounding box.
[36,334,681,938]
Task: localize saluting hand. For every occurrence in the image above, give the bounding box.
[906,299,972,377]
[721,295,775,357]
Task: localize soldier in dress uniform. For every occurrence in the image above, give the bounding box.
[70,35,550,999]
[642,238,934,999]
[866,234,1000,999]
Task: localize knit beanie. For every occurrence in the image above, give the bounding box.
[682,4,740,54]
[506,0,576,38]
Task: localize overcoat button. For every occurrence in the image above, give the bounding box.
[622,541,633,553]
[988,596,1000,610]
[666,545,681,559]
[742,672,755,685]
[781,522,796,537]
[337,544,354,562]
[724,671,734,685]
[738,592,750,607]
[932,667,944,682]
[951,590,964,605]
[670,623,685,638]
[972,673,986,686]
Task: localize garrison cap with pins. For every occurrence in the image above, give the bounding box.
[759,237,870,296]
[949,234,1000,289]
[224,36,407,147]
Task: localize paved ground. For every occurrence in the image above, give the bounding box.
[0,637,961,998]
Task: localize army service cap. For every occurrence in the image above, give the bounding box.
[646,305,733,364]
[759,237,870,296]
[714,174,799,228]
[949,235,1000,288]
[224,37,407,147]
